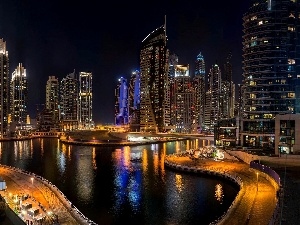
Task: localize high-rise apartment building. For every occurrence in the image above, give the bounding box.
[193,52,206,130]
[79,71,93,129]
[10,63,28,130]
[173,64,194,133]
[60,71,79,122]
[168,53,179,129]
[46,76,59,127]
[204,64,222,129]
[139,24,169,132]
[0,38,9,137]
[241,0,300,150]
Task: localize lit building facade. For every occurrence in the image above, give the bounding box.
[168,53,179,130]
[241,0,300,150]
[0,38,9,137]
[139,24,169,132]
[10,63,28,130]
[193,52,206,131]
[60,71,79,130]
[173,64,194,133]
[275,114,300,155]
[204,64,221,129]
[46,76,59,127]
[79,71,93,129]
[115,77,129,125]
[128,70,140,132]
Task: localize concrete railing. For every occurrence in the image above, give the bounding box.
[0,164,98,225]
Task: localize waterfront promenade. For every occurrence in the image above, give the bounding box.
[0,165,94,225]
[165,152,279,225]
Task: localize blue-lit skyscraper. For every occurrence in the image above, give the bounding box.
[115,77,129,125]
[128,70,140,131]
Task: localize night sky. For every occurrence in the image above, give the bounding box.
[0,0,251,124]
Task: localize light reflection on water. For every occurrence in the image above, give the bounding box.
[0,138,238,225]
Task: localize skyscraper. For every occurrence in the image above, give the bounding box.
[128,70,140,131]
[241,0,300,149]
[79,71,93,129]
[205,63,221,129]
[139,23,169,132]
[10,63,28,130]
[115,77,129,125]
[60,71,79,123]
[46,76,59,127]
[193,52,206,130]
[173,64,193,133]
[0,38,9,137]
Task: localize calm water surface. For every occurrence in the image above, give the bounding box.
[0,138,239,225]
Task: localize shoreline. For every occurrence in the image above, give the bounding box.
[0,165,95,225]
[165,152,279,225]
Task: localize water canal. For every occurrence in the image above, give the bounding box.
[0,138,239,225]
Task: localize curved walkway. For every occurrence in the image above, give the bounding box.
[165,153,279,225]
[0,165,95,225]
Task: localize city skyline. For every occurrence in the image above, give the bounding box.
[0,0,251,124]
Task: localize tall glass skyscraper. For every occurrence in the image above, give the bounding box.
[241,0,300,149]
[79,71,93,129]
[139,23,169,132]
[193,52,206,129]
[10,63,28,130]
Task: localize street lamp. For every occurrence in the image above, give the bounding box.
[256,172,259,192]
[30,177,34,198]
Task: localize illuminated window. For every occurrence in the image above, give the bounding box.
[288,26,295,32]
[288,92,295,98]
[288,59,295,64]
[258,21,263,25]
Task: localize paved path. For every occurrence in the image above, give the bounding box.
[0,166,92,225]
[165,154,279,225]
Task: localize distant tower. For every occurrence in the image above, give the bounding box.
[168,53,178,129]
[193,52,206,131]
[60,71,79,131]
[115,77,129,125]
[128,70,140,131]
[139,24,169,132]
[10,63,28,130]
[173,64,193,133]
[0,38,9,137]
[222,52,235,118]
[79,71,93,129]
[204,63,221,129]
[46,76,59,127]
